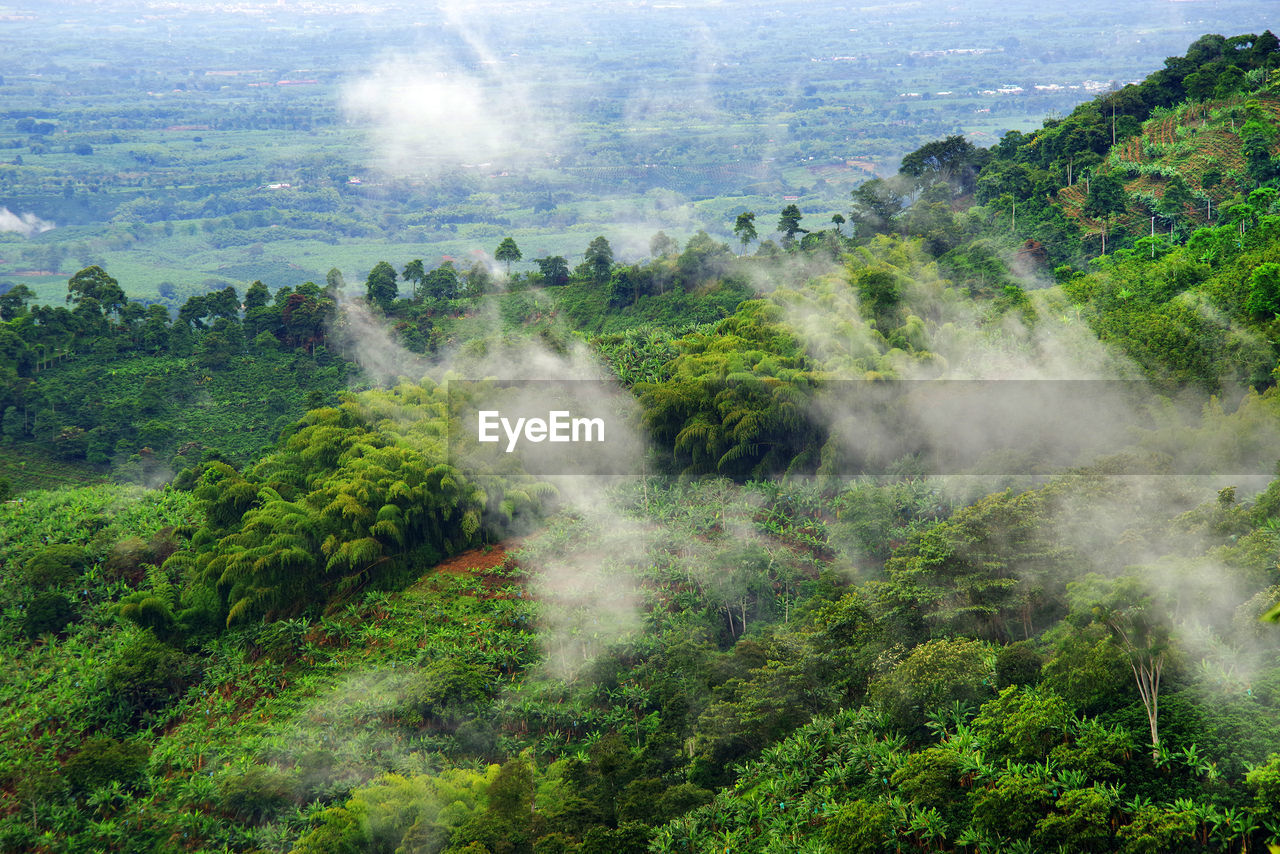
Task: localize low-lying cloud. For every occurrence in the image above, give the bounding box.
[0,207,54,237]
[341,59,553,174]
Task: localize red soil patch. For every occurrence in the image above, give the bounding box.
[434,542,516,577]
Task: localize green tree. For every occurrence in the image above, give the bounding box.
[1083,173,1128,218]
[584,236,614,282]
[733,211,758,253]
[850,179,905,236]
[423,262,460,300]
[243,280,275,339]
[167,320,194,357]
[636,300,819,478]
[854,269,902,330]
[1,406,23,442]
[1245,262,1280,319]
[821,800,892,852]
[1246,753,1280,816]
[464,262,492,297]
[650,230,678,258]
[1156,175,1196,225]
[609,265,650,308]
[178,293,209,330]
[869,638,994,734]
[365,261,398,309]
[676,230,732,283]
[206,285,240,321]
[972,684,1072,762]
[244,280,270,312]
[995,641,1043,689]
[0,283,35,320]
[138,304,170,354]
[326,267,346,293]
[1242,119,1278,184]
[402,259,426,298]
[885,488,1069,642]
[1069,574,1171,759]
[899,134,986,193]
[0,326,28,375]
[1033,786,1117,851]
[495,237,522,275]
[536,255,570,287]
[777,204,807,248]
[970,772,1054,839]
[66,265,126,317]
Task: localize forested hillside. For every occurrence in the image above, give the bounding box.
[3,28,1280,854]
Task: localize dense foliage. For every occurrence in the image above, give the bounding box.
[3,28,1280,854]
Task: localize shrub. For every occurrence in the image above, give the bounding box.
[821,799,893,852]
[100,632,199,721]
[217,764,294,824]
[1246,753,1280,815]
[970,772,1054,839]
[397,657,492,728]
[869,638,994,734]
[656,782,714,822]
[23,544,89,590]
[0,823,38,853]
[973,685,1073,763]
[23,592,77,639]
[64,737,149,794]
[101,529,179,584]
[996,641,1044,688]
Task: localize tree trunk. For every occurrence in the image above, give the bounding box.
[1129,654,1163,760]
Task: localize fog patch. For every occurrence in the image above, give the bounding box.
[0,207,54,237]
[341,54,559,176]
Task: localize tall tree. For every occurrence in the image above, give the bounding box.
[365,261,398,309]
[850,179,905,236]
[777,205,807,249]
[178,294,209,330]
[535,255,570,287]
[243,281,276,339]
[205,285,240,321]
[495,237,522,276]
[243,280,270,313]
[584,236,614,282]
[899,135,987,193]
[402,260,426,299]
[423,262,460,300]
[733,212,758,254]
[66,266,126,318]
[139,304,170,354]
[325,268,346,294]
[0,283,35,320]
[1070,575,1170,760]
[1083,173,1128,219]
[650,230,678,258]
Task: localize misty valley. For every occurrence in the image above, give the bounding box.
[5,2,1280,853]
